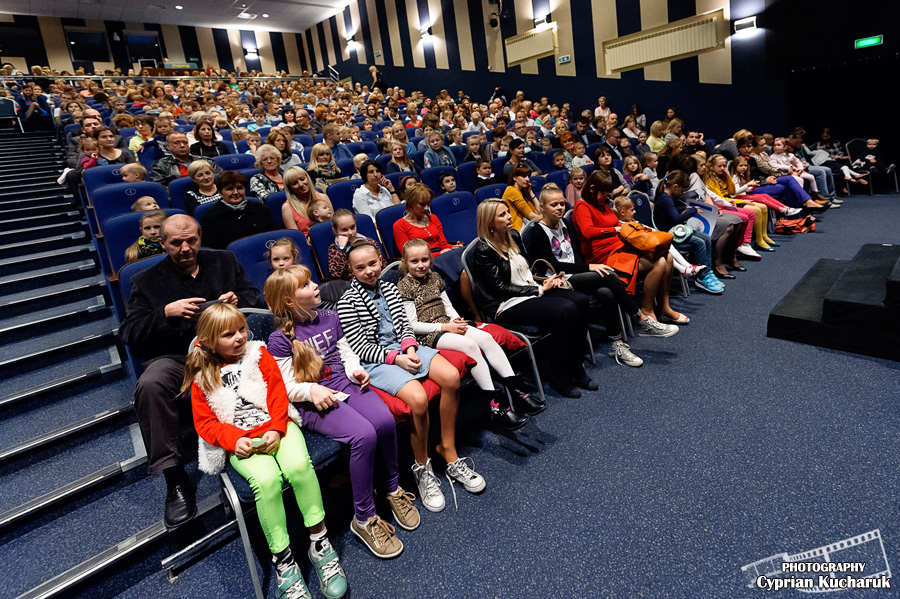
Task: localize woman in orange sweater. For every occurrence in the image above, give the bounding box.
[573,170,687,325]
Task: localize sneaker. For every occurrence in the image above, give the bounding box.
[276,564,312,599]
[736,244,761,259]
[783,207,802,217]
[445,457,485,509]
[608,341,643,367]
[350,516,403,559]
[411,459,445,512]
[636,315,678,338]
[308,538,349,598]
[831,198,844,205]
[694,271,724,294]
[387,487,420,531]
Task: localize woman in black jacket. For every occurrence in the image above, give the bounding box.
[189,118,230,157]
[470,199,594,398]
[200,171,275,250]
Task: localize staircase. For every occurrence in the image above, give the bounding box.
[767,243,900,361]
[0,128,224,598]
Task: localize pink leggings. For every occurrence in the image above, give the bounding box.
[793,172,818,193]
[720,205,755,244]
[736,193,788,212]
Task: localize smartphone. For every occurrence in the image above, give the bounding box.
[251,437,265,448]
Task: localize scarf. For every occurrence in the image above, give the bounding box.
[137,236,163,258]
[317,159,339,178]
[220,198,248,211]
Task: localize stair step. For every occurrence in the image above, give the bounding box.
[0,273,107,316]
[0,317,118,370]
[0,192,71,207]
[0,184,67,199]
[0,296,109,344]
[0,346,122,410]
[0,211,81,232]
[0,165,66,179]
[824,243,900,317]
[0,259,98,295]
[8,476,222,599]
[0,230,89,259]
[0,201,76,221]
[0,244,95,277]
[0,220,87,245]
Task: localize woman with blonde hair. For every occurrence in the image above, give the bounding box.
[385,141,419,174]
[266,128,302,169]
[281,166,328,233]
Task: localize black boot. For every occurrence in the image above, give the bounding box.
[502,376,547,414]
[488,387,528,430]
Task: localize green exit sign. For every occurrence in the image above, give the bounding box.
[855,35,883,49]
[558,55,571,64]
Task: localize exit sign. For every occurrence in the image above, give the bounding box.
[558,55,571,64]
[855,35,883,49]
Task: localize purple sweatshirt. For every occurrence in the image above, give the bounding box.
[267,309,348,383]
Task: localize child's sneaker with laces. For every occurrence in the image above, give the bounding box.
[609,341,644,367]
[445,457,485,494]
[308,538,348,598]
[387,487,420,530]
[350,516,403,559]
[411,459,445,512]
[275,563,312,599]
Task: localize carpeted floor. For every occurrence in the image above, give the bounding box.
[98,193,900,599]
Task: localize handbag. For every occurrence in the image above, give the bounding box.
[618,221,673,261]
[529,258,573,290]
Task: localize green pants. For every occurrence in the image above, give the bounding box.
[229,421,326,553]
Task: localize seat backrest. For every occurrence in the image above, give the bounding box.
[410,136,425,148]
[385,171,418,191]
[411,150,426,170]
[530,176,548,195]
[267,191,288,228]
[226,230,319,301]
[0,97,18,118]
[137,143,162,170]
[612,159,624,172]
[460,239,487,322]
[375,153,392,169]
[119,253,167,300]
[360,130,379,143]
[84,165,129,200]
[450,145,467,165]
[118,127,136,138]
[346,141,377,159]
[293,134,314,146]
[528,152,550,174]
[237,169,262,191]
[336,158,356,178]
[587,142,603,161]
[325,180,362,212]
[374,204,407,258]
[632,191,654,227]
[103,209,186,275]
[475,183,508,205]
[431,192,478,244]
[520,218,538,249]
[65,123,82,138]
[168,176,198,212]
[307,220,335,277]
[219,129,233,141]
[421,166,457,195]
[546,170,568,191]
[214,153,256,171]
[462,131,480,142]
[236,139,250,154]
[256,127,271,139]
[379,261,402,285]
[93,182,169,226]
[491,156,508,175]
[241,308,277,342]
[457,161,477,192]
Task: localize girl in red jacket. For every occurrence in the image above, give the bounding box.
[184,303,348,599]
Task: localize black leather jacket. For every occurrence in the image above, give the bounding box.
[470,230,540,320]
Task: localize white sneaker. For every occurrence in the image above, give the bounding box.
[783,207,802,217]
[737,244,761,259]
[411,459,445,512]
[445,457,485,510]
[637,316,679,338]
[608,341,644,367]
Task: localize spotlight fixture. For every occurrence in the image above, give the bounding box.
[534,15,547,27]
[733,16,757,34]
[489,12,499,28]
[420,26,433,40]
[346,34,356,45]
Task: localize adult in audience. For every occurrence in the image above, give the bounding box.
[200,171,275,249]
[249,144,285,204]
[574,116,601,146]
[281,166,327,233]
[393,183,462,254]
[601,127,623,161]
[150,132,222,187]
[267,128,303,169]
[189,118,230,157]
[324,123,354,163]
[502,139,541,177]
[787,128,836,200]
[352,159,400,217]
[470,199,593,398]
[502,164,541,231]
[295,109,320,136]
[119,214,259,528]
[183,160,221,216]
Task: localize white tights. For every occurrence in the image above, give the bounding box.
[669,245,691,275]
[435,326,515,391]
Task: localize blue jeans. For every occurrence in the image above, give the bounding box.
[675,231,711,268]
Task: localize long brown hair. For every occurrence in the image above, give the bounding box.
[181,303,247,394]
[263,265,324,383]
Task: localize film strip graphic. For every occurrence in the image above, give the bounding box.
[741,529,891,592]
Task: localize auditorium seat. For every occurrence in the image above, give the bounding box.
[431,192,478,244]
[227,230,319,301]
[213,153,256,171]
[375,203,406,258]
[308,214,380,278]
[475,183,508,204]
[92,182,169,227]
[103,209,186,275]
[325,180,361,212]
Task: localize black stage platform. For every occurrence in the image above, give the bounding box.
[768,243,900,360]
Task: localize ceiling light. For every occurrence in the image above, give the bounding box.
[733,16,757,34]
[175,4,183,8]
[262,13,269,18]
[237,12,257,19]
[420,26,432,40]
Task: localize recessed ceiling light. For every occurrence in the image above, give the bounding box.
[175,4,183,8]
[237,12,257,19]
[262,13,269,17]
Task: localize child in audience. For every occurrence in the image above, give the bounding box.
[705,154,773,252]
[769,138,826,201]
[184,304,348,599]
[635,131,651,156]
[622,155,650,194]
[729,156,801,218]
[385,142,418,174]
[245,131,262,155]
[571,142,593,168]
[337,239,485,512]
[397,238,532,429]
[124,210,167,265]
[551,152,567,172]
[423,131,457,169]
[640,152,660,197]
[265,266,418,558]
[131,196,160,211]
[78,138,101,172]
[497,136,512,158]
[448,128,464,147]
[129,115,156,153]
[437,172,457,195]
[540,137,553,152]
[307,144,345,188]
[470,157,496,192]
[464,136,485,163]
[121,163,147,183]
[247,108,267,132]
[266,237,299,271]
[565,167,586,207]
[525,130,542,153]
[350,153,368,179]
[328,209,387,280]
[307,197,334,224]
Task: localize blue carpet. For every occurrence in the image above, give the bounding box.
[21,194,900,599]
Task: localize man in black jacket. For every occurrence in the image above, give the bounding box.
[149,132,222,187]
[119,214,258,528]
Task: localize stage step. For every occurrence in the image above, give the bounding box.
[822,243,900,322]
[885,255,900,312]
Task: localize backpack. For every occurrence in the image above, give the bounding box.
[774,215,816,234]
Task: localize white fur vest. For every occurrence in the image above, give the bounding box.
[197,340,301,475]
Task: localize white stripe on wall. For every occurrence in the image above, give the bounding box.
[426,0,449,69]
[310,26,324,72]
[404,0,426,68]
[195,27,219,71]
[159,25,185,63]
[639,0,672,81]
[38,16,71,73]
[226,29,244,72]
[284,32,303,75]
[382,0,405,67]
[591,0,620,78]
[348,1,369,64]
[696,0,731,84]
[552,0,577,77]
[337,12,351,62]
[365,0,386,66]
[481,0,505,73]
[513,0,538,74]
[323,18,338,66]
[453,0,476,71]
[299,31,313,73]
[257,30,277,74]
